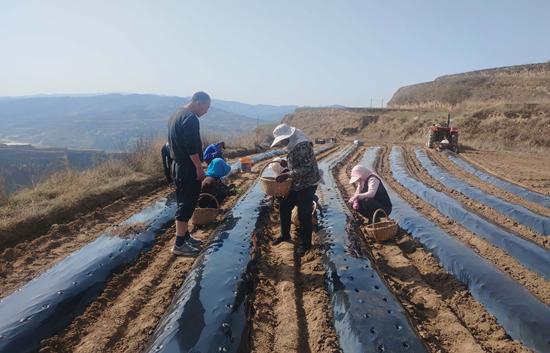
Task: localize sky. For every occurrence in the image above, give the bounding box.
[1,0,550,106]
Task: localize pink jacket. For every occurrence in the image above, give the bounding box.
[349,165,380,210]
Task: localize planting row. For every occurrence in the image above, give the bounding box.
[0,198,176,353]
[145,145,336,352]
[145,181,269,353]
[415,149,550,235]
[0,148,291,353]
[317,145,428,353]
[391,147,550,282]
[446,152,550,208]
[374,147,550,353]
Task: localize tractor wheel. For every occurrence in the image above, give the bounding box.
[451,135,459,153]
[427,131,435,149]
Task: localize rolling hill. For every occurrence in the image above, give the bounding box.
[0,94,297,151]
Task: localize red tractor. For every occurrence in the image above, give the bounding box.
[426,113,459,153]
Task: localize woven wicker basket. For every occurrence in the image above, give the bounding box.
[291,201,318,226]
[364,209,398,242]
[260,161,292,197]
[191,193,219,225]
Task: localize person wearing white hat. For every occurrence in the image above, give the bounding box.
[270,123,320,256]
[347,164,392,223]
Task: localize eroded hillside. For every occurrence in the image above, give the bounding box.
[283,62,550,151]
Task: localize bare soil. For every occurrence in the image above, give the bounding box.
[463,150,550,196]
[249,204,341,353]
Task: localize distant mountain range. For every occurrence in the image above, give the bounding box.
[0,94,298,151]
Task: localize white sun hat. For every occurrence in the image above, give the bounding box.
[271,123,296,148]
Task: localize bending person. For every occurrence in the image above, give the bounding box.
[270,123,320,256]
[203,141,225,165]
[348,165,392,223]
[199,157,234,207]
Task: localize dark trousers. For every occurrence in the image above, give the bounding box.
[175,178,201,222]
[279,185,317,247]
[359,198,392,223]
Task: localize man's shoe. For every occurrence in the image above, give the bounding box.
[272,236,291,246]
[186,233,203,246]
[297,244,311,257]
[171,241,200,256]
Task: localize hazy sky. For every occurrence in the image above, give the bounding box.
[1,0,550,106]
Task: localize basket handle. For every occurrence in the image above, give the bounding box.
[198,193,219,209]
[312,200,318,215]
[259,159,285,177]
[372,208,387,224]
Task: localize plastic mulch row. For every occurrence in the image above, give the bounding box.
[0,198,176,353]
[391,147,550,282]
[145,145,333,353]
[390,147,550,279]
[0,148,288,353]
[316,145,429,353]
[446,152,550,208]
[415,149,550,235]
[370,147,550,353]
[145,181,269,353]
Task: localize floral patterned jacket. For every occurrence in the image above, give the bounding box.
[288,141,320,191]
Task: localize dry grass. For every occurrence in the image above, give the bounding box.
[0,179,7,206]
[203,124,277,151]
[383,61,550,151]
[284,107,550,152]
[388,62,550,109]
[0,138,164,231]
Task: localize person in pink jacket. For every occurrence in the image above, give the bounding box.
[348,165,392,223]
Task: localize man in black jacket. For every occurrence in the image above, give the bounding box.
[167,91,210,256]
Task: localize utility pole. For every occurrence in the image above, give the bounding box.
[256,114,260,148]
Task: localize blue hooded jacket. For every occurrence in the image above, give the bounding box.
[203,142,224,164]
[206,158,231,179]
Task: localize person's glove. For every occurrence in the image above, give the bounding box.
[275,173,290,183]
[279,159,288,168]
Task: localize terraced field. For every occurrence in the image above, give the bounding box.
[1,143,550,353]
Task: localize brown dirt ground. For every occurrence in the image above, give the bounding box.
[337,144,530,353]
[38,147,340,353]
[249,203,341,353]
[462,150,550,196]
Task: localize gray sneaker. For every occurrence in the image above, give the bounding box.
[171,241,200,256]
[187,234,203,246]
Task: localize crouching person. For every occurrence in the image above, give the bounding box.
[199,157,234,207]
[270,124,320,256]
[348,165,392,223]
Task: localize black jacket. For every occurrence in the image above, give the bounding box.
[161,143,173,183]
[167,106,203,180]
